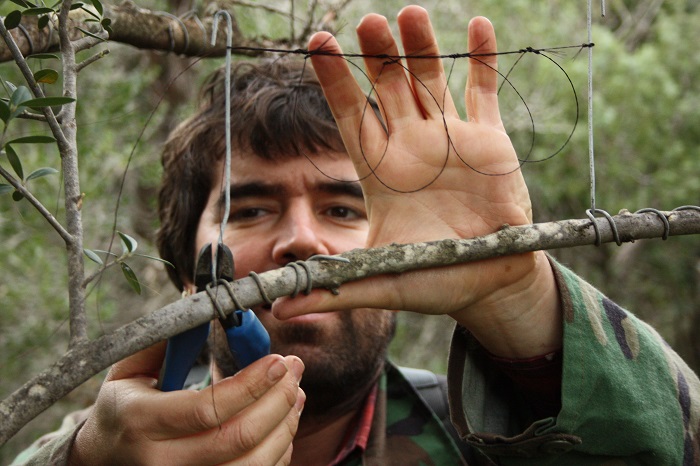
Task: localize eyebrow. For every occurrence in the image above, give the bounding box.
[218,180,364,207]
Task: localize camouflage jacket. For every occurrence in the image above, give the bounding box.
[12,260,700,465]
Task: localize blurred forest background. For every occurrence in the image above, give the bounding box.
[1,0,699,461]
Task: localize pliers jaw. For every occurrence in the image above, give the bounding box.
[158,242,270,391]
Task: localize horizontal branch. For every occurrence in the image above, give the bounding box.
[0,2,288,62]
[2,208,699,444]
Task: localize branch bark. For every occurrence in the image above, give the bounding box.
[2,208,699,445]
[0,1,296,62]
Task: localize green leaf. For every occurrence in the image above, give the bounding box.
[90,0,103,16]
[70,2,84,9]
[117,231,138,254]
[12,190,24,201]
[23,7,54,15]
[76,26,106,42]
[26,167,58,181]
[23,96,75,109]
[81,7,101,23]
[0,100,10,123]
[99,17,112,36]
[7,0,30,7]
[10,86,31,106]
[27,53,60,60]
[120,262,141,294]
[92,249,118,258]
[37,14,49,29]
[33,69,59,85]
[83,248,104,265]
[4,10,22,30]
[0,184,14,195]
[7,135,56,144]
[5,145,23,180]
[134,253,175,269]
[9,86,31,118]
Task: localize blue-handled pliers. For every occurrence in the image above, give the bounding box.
[158,243,270,391]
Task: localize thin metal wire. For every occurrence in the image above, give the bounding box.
[211,11,234,281]
[635,208,670,240]
[587,0,596,211]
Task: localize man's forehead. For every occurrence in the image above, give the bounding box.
[214,151,362,203]
[218,150,356,183]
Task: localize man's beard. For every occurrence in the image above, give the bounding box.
[211,309,396,417]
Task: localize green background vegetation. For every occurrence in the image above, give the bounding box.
[1,0,699,461]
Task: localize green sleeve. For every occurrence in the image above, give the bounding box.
[447,257,699,465]
[9,408,89,466]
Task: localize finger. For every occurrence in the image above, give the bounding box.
[465,16,504,128]
[106,340,167,382]
[308,31,387,169]
[226,388,304,466]
[129,354,302,438]
[397,6,459,119]
[356,13,423,123]
[166,360,303,465]
[272,273,408,319]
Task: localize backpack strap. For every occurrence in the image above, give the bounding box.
[398,366,478,464]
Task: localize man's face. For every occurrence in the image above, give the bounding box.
[194,150,395,414]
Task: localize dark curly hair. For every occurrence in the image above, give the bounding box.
[156,59,346,290]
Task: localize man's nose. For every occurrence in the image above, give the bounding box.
[271,210,329,265]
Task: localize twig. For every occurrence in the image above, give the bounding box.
[1,208,699,445]
[0,164,73,244]
[75,48,110,73]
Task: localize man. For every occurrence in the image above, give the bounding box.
[14,6,699,466]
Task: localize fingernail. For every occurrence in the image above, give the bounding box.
[267,359,288,382]
[286,356,305,383]
[295,388,306,414]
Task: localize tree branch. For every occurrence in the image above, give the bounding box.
[0,2,290,62]
[1,208,699,445]
[0,164,74,244]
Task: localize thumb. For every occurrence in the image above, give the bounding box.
[106,340,168,382]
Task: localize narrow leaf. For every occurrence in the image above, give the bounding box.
[10,86,31,106]
[26,167,58,181]
[78,4,100,20]
[92,249,118,258]
[23,7,54,15]
[33,69,59,85]
[120,262,142,294]
[10,86,31,118]
[5,145,23,180]
[76,27,106,42]
[70,2,85,9]
[117,231,138,254]
[23,96,75,109]
[12,190,24,201]
[4,10,22,30]
[37,14,49,29]
[135,253,175,269]
[0,100,10,123]
[0,184,14,195]
[83,248,104,265]
[90,0,103,16]
[8,0,30,8]
[7,135,56,144]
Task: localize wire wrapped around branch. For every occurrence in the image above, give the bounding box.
[1,207,699,445]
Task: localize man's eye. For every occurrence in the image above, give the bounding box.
[326,206,362,220]
[230,208,265,221]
